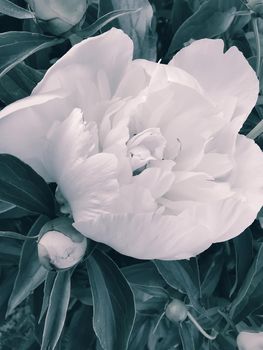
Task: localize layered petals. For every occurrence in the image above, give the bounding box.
[169,39,259,131]
[74,212,213,260]
[0,29,262,260]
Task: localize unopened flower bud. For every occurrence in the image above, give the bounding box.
[165,299,188,323]
[237,331,263,350]
[27,0,87,35]
[247,0,263,17]
[38,217,87,270]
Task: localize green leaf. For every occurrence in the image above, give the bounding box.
[154,260,200,308]
[0,0,35,19]
[0,236,21,265]
[39,271,56,323]
[230,243,263,321]
[7,215,49,315]
[230,229,253,298]
[128,316,152,350]
[167,0,236,55]
[0,154,55,216]
[179,322,197,350]
[122,261,166,288]
[0,31,63,78]
[200,247,224,297]
[0,62,44,105]
[0,236,21,256]
[99,0,157,60]
[41,270,71,350]
[63,305,96,350]
[79,9,140,39]
[0,230,39,240]
[86,250,135,350]
[171,0,192,34]
[0,200,15,213]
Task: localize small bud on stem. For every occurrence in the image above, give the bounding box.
[38,217,87,270]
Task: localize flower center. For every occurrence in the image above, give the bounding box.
[126,128,166,174]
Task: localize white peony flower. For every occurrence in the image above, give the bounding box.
[0,28,262,260]
[237,331,263,350]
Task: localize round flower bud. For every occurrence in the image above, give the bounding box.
[237,331,263,350]
[165,299,188,323]
[38,217,87,270]
[27,0,87,35]
[247,0,263,17]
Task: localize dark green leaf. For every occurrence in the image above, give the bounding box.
[80,9,140,38]
[154,260,200,308]
[167,0,236,55]
[0,236,21,265]
[230,229,253,297]
[99,0,157,60]
[171,0,192,33]
[0,31,63,78]
[64,305,96,350]
[0,154,55,216]
[0,230,38,240]
[41,270,71,350]
[0,0,35,19]
[230,243,263,321]
[87,249,135,350]
[179,322,197,350]
[7,215,49,315]
[128,316,152,350]
[0,200,14,213]
[39,271,56,323]
[0,62,44,105]
[200,248,224,297]
[122,261,166,288]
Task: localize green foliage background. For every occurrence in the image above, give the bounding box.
[0,0,263,349]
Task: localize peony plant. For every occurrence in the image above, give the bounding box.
[0,28,262,260]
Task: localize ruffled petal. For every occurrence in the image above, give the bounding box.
[170,39,259,131]
[74,212,213,260]
[192,135,263,242]
[43,109,119,220]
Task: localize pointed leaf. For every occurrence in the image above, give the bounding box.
[0,154,55,216]
[0,62,44,105]
[80,9,140,38]
[39,271,56,323]
[87,250,135,350]
[154,260,200,308]
[167,0,236,55]
[230,243,263,321]
[7,215,49,315]
[0,31,64,78]
[64,305,96,350]
[0,0,35,19]
[41,270,71,350]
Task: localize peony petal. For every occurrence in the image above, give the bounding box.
[74,211,213,260]
[43,109,119,220]
[34,28,133,99]
[193,135,263,242]
[166,171,233,204]
[131,82,224,168]
[194,153,233,178]
[170,39,259,131]
[0,93,70,180]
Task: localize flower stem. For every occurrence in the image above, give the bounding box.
[252,16,261,78]
[187,311,218,341]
